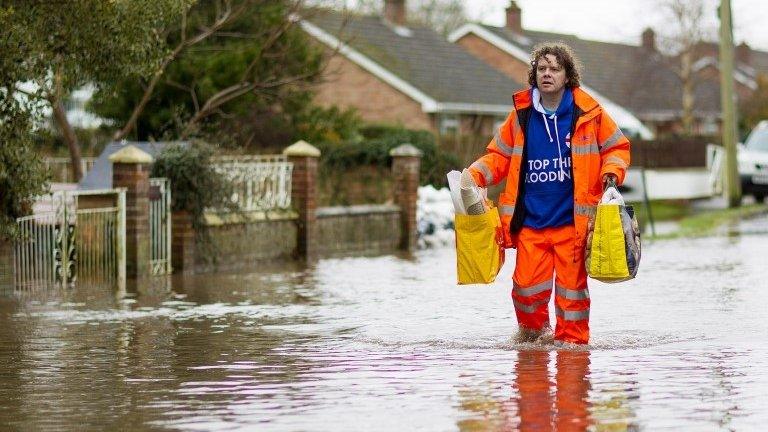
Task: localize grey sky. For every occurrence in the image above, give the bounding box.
[464,0,768,51]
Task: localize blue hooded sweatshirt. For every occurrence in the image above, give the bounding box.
[522,87,575,229]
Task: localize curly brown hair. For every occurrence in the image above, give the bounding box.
[527,43,582,88]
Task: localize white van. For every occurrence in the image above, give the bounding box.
[739,120,768,202]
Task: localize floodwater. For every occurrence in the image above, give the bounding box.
[1,217,767,431]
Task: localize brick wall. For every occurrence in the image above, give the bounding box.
[172,141,421,273]
[455,34,529,84]
[0,239,13,294]
[316,205,401,256]
[195,216,298,273]
[318,165,394,206]
[313,46,434,131]
[196,207,401,267]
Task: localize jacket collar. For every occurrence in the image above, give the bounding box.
[572,87,599,113]
[513,86,599,114]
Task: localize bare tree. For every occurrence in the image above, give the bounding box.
[113,1,244,141]
[107,0,337,142]
[410,0,466,36]
[656,0,716,135]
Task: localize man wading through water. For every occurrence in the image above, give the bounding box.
[467,43,630,346]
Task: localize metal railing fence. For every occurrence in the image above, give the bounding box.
[211,155,293,212]
[12,189,126,291]
[149,178,172,275]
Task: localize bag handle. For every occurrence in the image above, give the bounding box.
[600,176,624,205]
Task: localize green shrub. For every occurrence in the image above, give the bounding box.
[150,142,235,236]
[1,111,50,240]
[316,125,461,189]
[293,105,363,146]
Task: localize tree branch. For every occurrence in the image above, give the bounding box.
[240,1,302,82]
[113,1,244,141]
[49,68,83,181]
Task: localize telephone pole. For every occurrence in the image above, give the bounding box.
[719,0,741,207]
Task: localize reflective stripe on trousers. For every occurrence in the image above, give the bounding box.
[512,279,553,330]
[512,225,591,344]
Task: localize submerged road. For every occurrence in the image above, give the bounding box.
[0,216,766,430]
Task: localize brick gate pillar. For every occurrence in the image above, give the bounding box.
[110,145,153,278]
[171,210,196,275]
[390,144,422,252]
[284,140,320,261]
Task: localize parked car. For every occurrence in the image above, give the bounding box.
[739,120,768,202]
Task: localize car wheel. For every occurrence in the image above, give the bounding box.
[754,193,766,203]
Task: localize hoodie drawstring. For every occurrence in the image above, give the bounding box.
[543,112,566,181]
[542,113,553,142]
[553,114,565,181]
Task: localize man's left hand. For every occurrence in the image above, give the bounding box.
[603,174,617,188]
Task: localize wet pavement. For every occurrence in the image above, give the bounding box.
[0,216,767,431]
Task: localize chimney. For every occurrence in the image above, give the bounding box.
[505,1,522,33]
[736,42,751,66]
[641,28,656,51]
[384,0,406,26]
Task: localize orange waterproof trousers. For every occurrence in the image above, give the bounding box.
[511,225,591,344]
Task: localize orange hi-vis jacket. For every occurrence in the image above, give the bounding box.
[469,87,631,249]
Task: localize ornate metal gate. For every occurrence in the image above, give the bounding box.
[13,189,125,290]
[149,178,172,275]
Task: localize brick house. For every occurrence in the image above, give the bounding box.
[688,40,768,98]
[298,1,525,141]
[449,1,767,138]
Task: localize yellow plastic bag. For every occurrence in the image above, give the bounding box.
[586,203,641,283]
[455,206,505,284]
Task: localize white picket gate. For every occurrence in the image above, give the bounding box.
[149,178,172,275]
[13,189,126,290]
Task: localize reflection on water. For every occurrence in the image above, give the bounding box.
[457,349,639,432]
[0,217,767,430]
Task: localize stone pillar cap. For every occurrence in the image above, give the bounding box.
[108,145,154,164]
[389,143,422,157]
[283,140,321,157]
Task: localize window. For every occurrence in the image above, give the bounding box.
[700,117,719,135]
[439,114,459,136]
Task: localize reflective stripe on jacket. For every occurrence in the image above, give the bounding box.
[469,87,631,249]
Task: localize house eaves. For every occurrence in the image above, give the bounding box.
[448,23,654,138]
[449,23,534,66]
[692,56,758,90]
[436,102,512,115]
[300,19,440,113]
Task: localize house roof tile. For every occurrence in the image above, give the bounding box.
[305,10,525,110]
[750,50,768,76]
[482,25,722,118]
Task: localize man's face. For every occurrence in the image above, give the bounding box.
[535,54,567,95]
